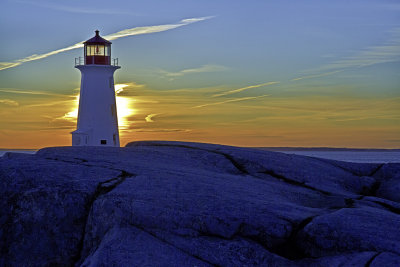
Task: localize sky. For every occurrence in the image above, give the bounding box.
[0,0,399,149]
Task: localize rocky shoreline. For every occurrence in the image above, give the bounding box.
[1,141,399,266]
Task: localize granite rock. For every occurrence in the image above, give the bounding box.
[1,141,399,266]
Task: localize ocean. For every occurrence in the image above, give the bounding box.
[253,147,400,163]
[0,150,37,157]
[279,150,400,163]
[1,148,400,164]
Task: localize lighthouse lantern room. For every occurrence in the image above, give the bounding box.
[72,30,120,147]
[84,30,111,65]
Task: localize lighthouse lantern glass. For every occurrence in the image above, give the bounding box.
[84,44,111,65]
[86,45,109,56]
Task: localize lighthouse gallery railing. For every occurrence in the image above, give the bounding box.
[74,57,119,67]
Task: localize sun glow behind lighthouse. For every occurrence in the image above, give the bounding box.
[64,83,135,132]
[115,83,136,130]
[63,94,80,121]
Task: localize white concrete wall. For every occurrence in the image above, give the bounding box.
[72,65,120,147]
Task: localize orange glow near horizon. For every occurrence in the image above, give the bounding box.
[0,82,399,149]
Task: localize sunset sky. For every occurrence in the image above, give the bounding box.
[1,0,399,149]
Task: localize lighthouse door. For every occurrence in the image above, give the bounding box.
[72,132,89,146]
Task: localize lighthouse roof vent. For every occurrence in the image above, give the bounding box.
[83,30,111,45]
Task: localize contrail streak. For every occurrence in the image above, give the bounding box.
[192,95,269,109]
[291,70,343,81]
[212,82,279,97]
[0,88,73,97]
[0,16,214,71]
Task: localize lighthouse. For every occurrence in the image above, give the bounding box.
[72,30,120,147]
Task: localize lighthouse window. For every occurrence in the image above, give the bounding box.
[86,45,106,56]
[100,139,107,145]
[86,45,92,55]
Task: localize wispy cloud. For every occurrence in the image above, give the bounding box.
[324,34,400,70]
[0,62,21,70]
[0,16,214,71]
[145,113,159,122]
[24,100,72,109]
[212,82,279,97]
[160,64,227,79]
[0,99,19,107]
[16,0,137,15]
[133,128,191,133]
[114,84,131,95]
[0,43,81,71]
[192,95,269,109]
[0,88,72,97]
[330,114,400,122]
[296,27,400,79]
[291,70,343,81]
[104,16,214,41]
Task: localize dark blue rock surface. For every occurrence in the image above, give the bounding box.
[1,141,399,266]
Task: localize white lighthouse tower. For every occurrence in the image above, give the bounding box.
[72,30,120,147]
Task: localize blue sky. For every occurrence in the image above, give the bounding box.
[0,0,399,148]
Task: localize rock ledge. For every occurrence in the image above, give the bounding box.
[1,141,399,266]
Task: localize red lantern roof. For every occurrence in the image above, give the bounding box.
[83,30,111,45]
